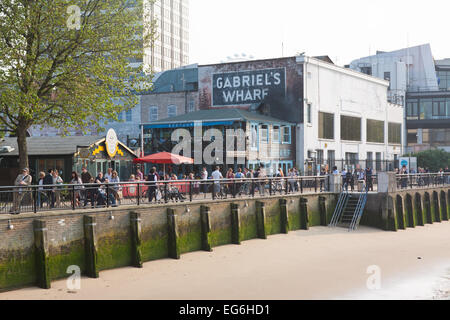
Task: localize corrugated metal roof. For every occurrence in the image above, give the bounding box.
[0,136,104,156]
[143,108,295,126]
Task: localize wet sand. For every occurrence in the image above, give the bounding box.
[1,222,450,300]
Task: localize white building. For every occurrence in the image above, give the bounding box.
[298,56,404,173]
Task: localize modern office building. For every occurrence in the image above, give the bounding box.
[144,0,190,73]
[349,44,450,153]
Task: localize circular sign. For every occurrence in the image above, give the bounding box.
[105,129,119,158]
[401,160,408,167]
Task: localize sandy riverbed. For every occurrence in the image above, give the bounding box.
[1,222,450,300]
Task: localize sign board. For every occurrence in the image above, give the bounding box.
[105,129,119,158]
[212,68,286,106]
[78,148,90,159]
[399,157,418,173]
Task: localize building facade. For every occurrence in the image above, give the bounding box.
[141,56,404,174]
[349,44,450,153]
[144,0,190,73]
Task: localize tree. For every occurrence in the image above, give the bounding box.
[409,149,450,172]
[0,0,156,169]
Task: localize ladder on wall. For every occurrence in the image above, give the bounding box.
[329,183,369,232]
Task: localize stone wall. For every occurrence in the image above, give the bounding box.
[361,187,450,231]
[0,193,337,291]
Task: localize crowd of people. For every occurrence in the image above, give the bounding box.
[7,163,450,214]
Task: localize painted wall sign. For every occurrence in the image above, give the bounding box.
[105,129,119,158]
[212,68,286,106]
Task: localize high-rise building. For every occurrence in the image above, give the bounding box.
[144,0,190,73]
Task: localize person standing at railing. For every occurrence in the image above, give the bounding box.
[70,172,83,208]
[81,167,93,207]
[211,166,223,198]
[147,168,158,203]
[258,164,267,196]
[43,169,54,208]
[110,171,121,205]
[10,168,32,214]
[136,169,144,181]
[365,167,374,192]
[201,167,209,196]
[226,168,235,196]
[52,170,63,208]
[105,167,113,182]
[287,168,296,193]
[400,165,408,189]
[445,167,450,184]
[36,172,46,209]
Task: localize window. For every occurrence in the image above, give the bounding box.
[273,126,280,143]
[376,152,382,171]
[345,153,358,166]
[126,109,132,122]
[384,72,391,89]
[341,116,361,141]
[366,119,385,143]
[167,105,177,118]
[319,112,334,140]
[432,101,446,118]
[407,129,418,145]
[188,99,195,112]
[360,67,372,75]
[149,106,158,122]
[250,124,258,150]
[306,104,312,124]
[327,150,335,168]
[388,123,402,145]
[118,111,123,121]
[282,126,291,144]
[260,125,268,142]
[316,150,324,165]
[367,152,373,169]
[406,100,419,119]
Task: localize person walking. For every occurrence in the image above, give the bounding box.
[365,167,374,191]
[11,168,32,214]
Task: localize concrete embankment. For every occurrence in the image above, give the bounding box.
[0,193,337,291]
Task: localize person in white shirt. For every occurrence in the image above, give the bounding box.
[105,167,113,181]
[211,167,223,197]
[201,167,208,194]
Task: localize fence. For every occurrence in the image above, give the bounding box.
[0,176,330,215]
[395,173,450,190]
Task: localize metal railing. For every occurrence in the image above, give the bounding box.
[329,183,349,228]
[396,173,450,190]
[0,176,330,215]
[349,182,369,231]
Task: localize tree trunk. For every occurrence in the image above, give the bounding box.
[16,126,29,170]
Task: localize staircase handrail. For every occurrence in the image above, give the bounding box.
[349,183,369,231]
[329,182,349,228]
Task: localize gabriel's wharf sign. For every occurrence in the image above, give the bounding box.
[212,68,286,106]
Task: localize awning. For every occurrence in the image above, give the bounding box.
[143,121,235,129]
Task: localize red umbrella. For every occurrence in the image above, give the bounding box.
[133,152,194,176]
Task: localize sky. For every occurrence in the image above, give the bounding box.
[190,0,450,66]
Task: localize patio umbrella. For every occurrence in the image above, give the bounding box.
[133,152,194,177]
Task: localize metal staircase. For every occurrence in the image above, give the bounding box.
[329,183,369,232]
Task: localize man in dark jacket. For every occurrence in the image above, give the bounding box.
[43,169,54,208]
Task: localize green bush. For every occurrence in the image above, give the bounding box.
[407,149,450,172]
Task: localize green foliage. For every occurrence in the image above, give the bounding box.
[0,0,156,163]
[409,149,450,172]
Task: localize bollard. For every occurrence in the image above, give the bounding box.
[256,201,267,239]
[167,209,180,259]
[34,220,51,289]
[84,215,99,278]
[279,199,289,234]
[300,198,309,230]
[231,203,241,245]
[130,212,143,268]
[200,206,212,252]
